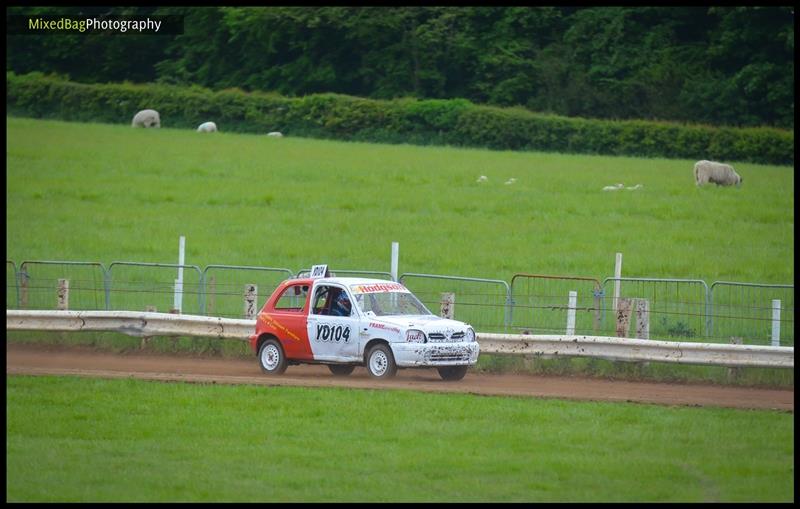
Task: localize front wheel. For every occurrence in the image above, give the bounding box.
[437,365,468,381]
[328,364,355,376]
[366,344,397,379]
[258,339,287,375]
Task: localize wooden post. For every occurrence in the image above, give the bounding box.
[244,284,258,319]
[57,279,69,310]
[592,289,601,333]
[566,291,577,335]
[634,299,650,339]
[440,292,455,319]
[615,298,632,337]
[727,337,743,382]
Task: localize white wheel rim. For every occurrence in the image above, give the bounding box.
[261,344,280,371]
[369,350,388,376]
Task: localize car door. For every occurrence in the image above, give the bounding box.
[306,283,360,362]
[263,281,313,361]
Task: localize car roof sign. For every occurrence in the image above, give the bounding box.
[310,264,329,279]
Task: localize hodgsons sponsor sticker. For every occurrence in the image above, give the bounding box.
[351,282,408,294]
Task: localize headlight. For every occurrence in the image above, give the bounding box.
[466,327,476,342]
[406,329,426,343]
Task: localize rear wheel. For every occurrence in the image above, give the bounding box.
[328,364,355,376]
[258,339,287,375]
[437,365,468,381]
[366,344,397,379]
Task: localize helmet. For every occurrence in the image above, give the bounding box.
[335,292,351,314]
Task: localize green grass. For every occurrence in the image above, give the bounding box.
[6,375,794,502]
[5,116,794,284]
[6,116,794,384]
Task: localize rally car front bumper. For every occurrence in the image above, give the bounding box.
[391,341,480,367]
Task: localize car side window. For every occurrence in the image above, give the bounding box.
[311,285,352,317]
[312,286,331,315]
[273,284,309,312]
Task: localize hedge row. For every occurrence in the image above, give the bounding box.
[7,72,794,165]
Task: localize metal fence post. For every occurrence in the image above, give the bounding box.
[505,293,514,333]
[772,299,781,347]
[7,261,20,309]
[566,291,577,335]
[103,265,111,310]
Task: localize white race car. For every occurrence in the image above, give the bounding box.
[249,275,480,380]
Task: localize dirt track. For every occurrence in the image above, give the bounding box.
[5,343,794,412]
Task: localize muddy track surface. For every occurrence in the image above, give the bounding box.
[6,343,794,412]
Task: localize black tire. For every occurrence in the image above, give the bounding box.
[258,339,287,375]
[366,343,397,379]
[328,364,355,376]
[437,365,468,381]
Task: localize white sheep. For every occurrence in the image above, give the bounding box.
[131,109,160,128]
[694,160,742,187]
[602,183,624,191]
[504,178,516,185]
[197,121,217,133]
[477,175,488,183]
[267,131,283,138]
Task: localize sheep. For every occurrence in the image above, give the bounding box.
[694,160,742,187]
[476,175,488,183]
[603,183,624,191]
[131,109,160,128]
[267,131,283,138]
[625,184,643,190]
[197,121,217,133]
[504,177,517,185]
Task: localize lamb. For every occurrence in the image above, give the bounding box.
[197,121,217,133]
[267,131,283,138]
[694,160,742,187]
[131,109,161,128]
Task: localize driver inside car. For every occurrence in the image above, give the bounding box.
[330,291,352,316]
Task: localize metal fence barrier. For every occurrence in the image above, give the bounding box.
[295,269,394,280]
[203,265,295,318]
[107,262,204,315]
[710,282,794,347]
[7,261,19,309]
[5,259,794,347]
[510,274,604,336]
[399,273,511,333]
[601,277,711,341]
[18,261,108,311]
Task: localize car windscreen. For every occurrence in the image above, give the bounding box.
[350,283,433,317]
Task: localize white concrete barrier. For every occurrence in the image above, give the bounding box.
[6,310,254,340]
[6,310,794,369]
[479,333,793,369]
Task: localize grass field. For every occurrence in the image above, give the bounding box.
[5,116,794,284]
[6,375,794,502]
[5,116,794,502]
